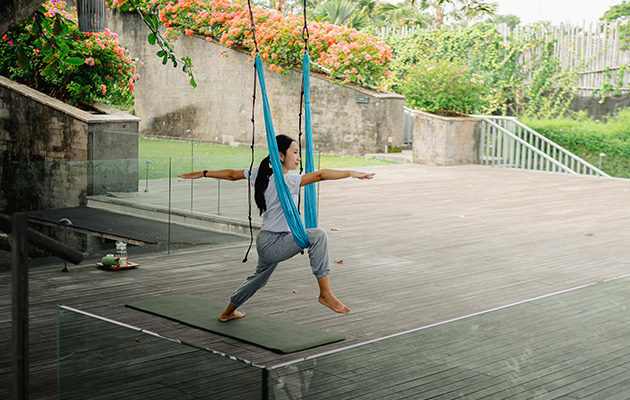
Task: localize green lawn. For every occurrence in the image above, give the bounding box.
[139,137,396,179]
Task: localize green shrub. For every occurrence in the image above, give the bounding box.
[0,1,139,110]
[522,109,630,178]
[389,56,486,115]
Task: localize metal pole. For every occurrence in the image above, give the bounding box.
[316,151,321,225]
[191,138,194,212]
[12,213,29,400]
[144,160,153,192]
[261,368,269,400]
[58,218,72,272]
[168,157,172,255]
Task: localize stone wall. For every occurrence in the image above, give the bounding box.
[0,76,141,214]
[570,95,630,120]
[107,10,404,156]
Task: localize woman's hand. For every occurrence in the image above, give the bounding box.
[350,171,375,180]
[178,171,203,179]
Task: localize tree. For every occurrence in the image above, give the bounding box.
[601,0,630,50]
[376,1,429,28]
[311,0,371,29]
[417,0,497,29]
[491,14,521,30]
[457,0,497,26]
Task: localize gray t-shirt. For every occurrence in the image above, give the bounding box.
[246,166,302,232]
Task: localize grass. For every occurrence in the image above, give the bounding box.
[139,136,398,179]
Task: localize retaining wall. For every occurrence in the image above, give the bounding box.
[0,76,140,213]
[107,10,404,157]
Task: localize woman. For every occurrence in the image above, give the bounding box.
[178,135,374,321]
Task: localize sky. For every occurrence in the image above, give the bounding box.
[495,0,623,26]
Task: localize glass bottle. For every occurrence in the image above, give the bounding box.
[115,241,128,267]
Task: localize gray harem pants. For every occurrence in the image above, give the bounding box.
[229,228,331,307]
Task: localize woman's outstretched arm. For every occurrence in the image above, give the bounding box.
[178,169,246,181]
[301,169,374,187]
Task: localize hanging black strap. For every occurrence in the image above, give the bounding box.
[243,0,260,263]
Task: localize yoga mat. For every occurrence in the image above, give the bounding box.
[126,294,345,354]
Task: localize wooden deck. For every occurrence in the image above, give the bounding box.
[3,163,630,399]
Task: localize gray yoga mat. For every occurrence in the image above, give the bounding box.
[126,294,345,354]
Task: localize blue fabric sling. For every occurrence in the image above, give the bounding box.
[302,52,317,230]
[254,55,317,249]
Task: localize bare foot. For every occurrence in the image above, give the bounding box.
[318,294,351,314]
[218,310,246,322]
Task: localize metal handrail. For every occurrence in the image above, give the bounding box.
[474,115,610,178]
[480,118,576,174]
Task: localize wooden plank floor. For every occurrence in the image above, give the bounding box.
[2,164,630,399]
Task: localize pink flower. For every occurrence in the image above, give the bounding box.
[365,54,372,61]
[85,57,95,66]
[100,84,107,94]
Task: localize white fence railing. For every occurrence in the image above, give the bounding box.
[474,115,610,178]
[403,106,414,145]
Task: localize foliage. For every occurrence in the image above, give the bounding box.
[417,0,498,29]
[601,0,630,50]
[522,41,577,119]
[489,13,520,29]
[389,56,485,115]
[114,0,197,87]
[386,22,580,117]
[522,108,630,178]
[0,1,139,110]
[386,23,524,115]
[311,0,370,30]
[375,2,429,28]
[109,0,393,87]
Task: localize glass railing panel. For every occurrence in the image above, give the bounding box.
[0,160,90,214]
[57,306,264,399]
[0,147,323,266]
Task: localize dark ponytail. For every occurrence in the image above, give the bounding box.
[254,155,272,215]
[254,135,296,215]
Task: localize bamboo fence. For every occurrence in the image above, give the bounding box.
[380,22,630,97]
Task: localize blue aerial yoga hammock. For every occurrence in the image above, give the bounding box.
[243,0,316,258]
[253,53,316,249]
